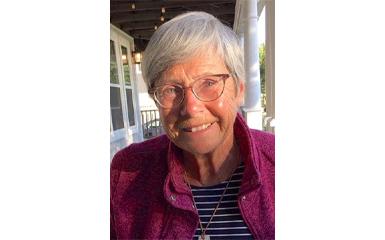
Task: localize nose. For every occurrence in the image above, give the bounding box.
[180,87,204,116]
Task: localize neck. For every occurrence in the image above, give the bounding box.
[183,138,240,187]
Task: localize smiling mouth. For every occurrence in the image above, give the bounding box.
[181,122,214,132]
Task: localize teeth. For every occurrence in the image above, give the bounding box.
[187,123,212,132]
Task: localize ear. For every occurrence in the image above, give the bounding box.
[236,80,245,107]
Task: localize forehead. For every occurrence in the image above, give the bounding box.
[160,51,228,84]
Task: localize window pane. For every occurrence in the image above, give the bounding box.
[110,87,124,130]
[126,89,136,126]
[110,40,119,84]
[121,46,131,86]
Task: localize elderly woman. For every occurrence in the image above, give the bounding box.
[111,11,274,240]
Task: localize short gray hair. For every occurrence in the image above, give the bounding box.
[141,11,244,91]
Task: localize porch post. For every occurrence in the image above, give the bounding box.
[265,0,275,132]
[241,0,263,130]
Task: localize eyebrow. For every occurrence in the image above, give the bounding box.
[158,72,221,86]
[192,72,218,79]
[156,79,181,87]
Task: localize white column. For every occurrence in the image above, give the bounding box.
[265,0,275,133]
[241,0,263,130]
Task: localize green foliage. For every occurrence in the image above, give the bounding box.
[259,43,266,94]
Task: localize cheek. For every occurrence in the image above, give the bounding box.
[210,96,238,127]
[159,109,179,139]
[217,99,224,108]
[222,83,241,109]
[221,91,241,112]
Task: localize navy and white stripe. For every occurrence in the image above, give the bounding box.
[191,162,253,240]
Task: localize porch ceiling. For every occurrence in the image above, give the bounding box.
[110,0,236,52]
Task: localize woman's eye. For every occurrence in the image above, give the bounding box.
[163,87,177,95]
[203,80,217,87]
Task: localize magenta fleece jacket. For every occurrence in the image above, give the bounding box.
[110,113,275,239]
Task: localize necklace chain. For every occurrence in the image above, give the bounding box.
[185,167,237,240]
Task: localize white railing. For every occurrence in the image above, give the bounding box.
[140,109,164,139]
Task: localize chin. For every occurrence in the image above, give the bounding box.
[174,138,219,155]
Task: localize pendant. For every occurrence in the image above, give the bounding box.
[200,234,210,240]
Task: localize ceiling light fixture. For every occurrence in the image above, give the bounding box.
[132,51,142,64]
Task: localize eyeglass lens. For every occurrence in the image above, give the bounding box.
[155,74,228,108]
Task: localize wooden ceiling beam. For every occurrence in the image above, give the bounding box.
[120,21,162,31]
[111,12,178,24]
[111,8,235,24]
[129,29,156,36]
[123,17,235,37]
[130,33,152,40]
[110,1,234,13]
[112,4,234,16]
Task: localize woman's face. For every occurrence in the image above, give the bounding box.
[157,51,244,155]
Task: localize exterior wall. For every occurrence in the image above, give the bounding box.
[135,59,161,139]
[135,64,157,110]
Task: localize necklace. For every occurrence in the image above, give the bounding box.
[184,167,237,240]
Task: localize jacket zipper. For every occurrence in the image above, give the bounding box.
[238,195,262,240]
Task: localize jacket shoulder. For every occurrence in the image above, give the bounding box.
[111,135,169,166]
[250,129,275,165]
[110,135,169,195]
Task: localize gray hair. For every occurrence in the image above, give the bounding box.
[141,11,244,91]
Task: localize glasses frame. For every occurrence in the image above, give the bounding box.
[150,73,230,109]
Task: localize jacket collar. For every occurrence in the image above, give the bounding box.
[233,112,261,195]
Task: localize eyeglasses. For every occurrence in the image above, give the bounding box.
[150,74,230,109]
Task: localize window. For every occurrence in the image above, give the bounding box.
[121,46,131,86]
[110,40,124,130]
[126,89,136,126]
[110,40,119,84]
[110,26,139,144]
[121,45,136,127]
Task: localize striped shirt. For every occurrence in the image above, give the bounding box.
[191,162,253,240]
